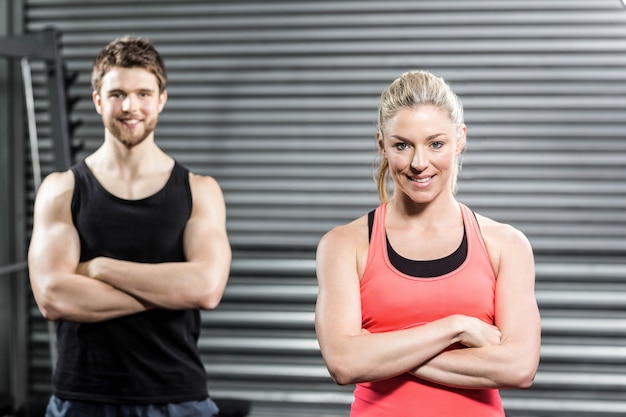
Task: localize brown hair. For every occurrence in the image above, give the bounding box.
[375,70,465,202]
[91,36,167,94]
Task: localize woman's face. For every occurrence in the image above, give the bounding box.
[378,104,466,205]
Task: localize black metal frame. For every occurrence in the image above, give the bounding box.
[0,28,72,172]
[0,29,73,414]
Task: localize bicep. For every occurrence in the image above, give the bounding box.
[30,218,80,276]
[28,174,80,291]
[493,227,541,356]
[184,175,230,263]
[315,230,363,350]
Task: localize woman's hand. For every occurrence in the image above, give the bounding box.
[456,315,502,348]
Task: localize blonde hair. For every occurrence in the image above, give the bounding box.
[375,70,465,203]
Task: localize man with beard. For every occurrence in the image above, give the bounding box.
[28,36,231,417]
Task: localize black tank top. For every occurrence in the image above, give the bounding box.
[53,159,208,404]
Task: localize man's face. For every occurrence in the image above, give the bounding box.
[93,66,167,148]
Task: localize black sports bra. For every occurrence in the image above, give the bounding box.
[368,210,467,278]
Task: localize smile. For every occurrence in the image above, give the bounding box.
[408,175,433,183]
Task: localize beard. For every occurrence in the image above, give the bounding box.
[105,117,157,149]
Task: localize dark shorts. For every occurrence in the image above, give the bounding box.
[45,395,220,417]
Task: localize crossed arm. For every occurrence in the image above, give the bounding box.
[314,216,540,389]
[409,221,540,388]
[28,171,231,323]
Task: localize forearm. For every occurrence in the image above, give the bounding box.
[34,272,152,322]
[320,316,467,385]
[85,256,228,310]
[411,342,538,389]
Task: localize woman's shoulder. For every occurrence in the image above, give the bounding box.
[474,212,530,246]
[316,213,372,281]
[318,213,370,252]
[322,213,369,241]
[473,211,534,271]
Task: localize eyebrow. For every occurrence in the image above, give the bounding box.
[391,133,447,141]
[107,87,156,95]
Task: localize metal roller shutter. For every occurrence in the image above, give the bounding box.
[22,1,626,416]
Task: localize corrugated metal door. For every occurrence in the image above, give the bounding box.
[23,1,626,416]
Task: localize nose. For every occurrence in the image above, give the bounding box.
[411,147,428,171]
[121,95,134,112]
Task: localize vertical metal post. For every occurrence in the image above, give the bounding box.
[21,58,41,190]
[41,29,71,171]
[0,25,72,405]
[20,56,58,373]
[0,0,29,410]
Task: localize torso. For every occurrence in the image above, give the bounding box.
[352,202,504,417]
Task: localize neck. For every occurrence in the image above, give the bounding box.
[88,136,171,180]
[389,192,459,222]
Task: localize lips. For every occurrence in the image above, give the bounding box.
[120,118,141,125]
[408,175,433,183]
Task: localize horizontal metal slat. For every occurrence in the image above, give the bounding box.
[541,317,626,336]
[206,363,329,381]
[222,285,317,303]
[200,337,319,355]
[501,397,626,417]
[203,311,314,329]
[541,345,626,363]
[537,263,626,281]
[538,291,626,308]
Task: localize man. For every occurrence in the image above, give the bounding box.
[28,36,231,417]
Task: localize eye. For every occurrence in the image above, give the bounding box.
[430,141,444,150]
[393,142,409,151]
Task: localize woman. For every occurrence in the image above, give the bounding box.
[315,70,541,416]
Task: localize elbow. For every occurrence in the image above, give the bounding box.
[504,364,538,390]
[514,368,537,390]
[31,275,77,322]
[36,302,56,321]
[328,365,357,386]
[29,271,67,321]
[33,290,63,321]
[193,261,229,310]
[197,292,223,310]
[191,283,223,310]
[195,274,228,310]
[323,356,364,386]
[41,308,62,322]
[513,353,540,389]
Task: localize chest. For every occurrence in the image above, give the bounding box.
[360,244,497,332]
[94,172,172,200]
[72,172,191,262]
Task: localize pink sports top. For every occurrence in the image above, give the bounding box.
[352,203,505,417]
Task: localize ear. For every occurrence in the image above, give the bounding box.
[376,131,386,156]
[158,90,168,113]
[92,90,103,115]
[456,124,467,155]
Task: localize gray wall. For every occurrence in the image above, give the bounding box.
[2,1,626,416]
[0,0,12,399]
[0,0,28,410]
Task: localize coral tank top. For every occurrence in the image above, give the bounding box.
[353,203,504,417]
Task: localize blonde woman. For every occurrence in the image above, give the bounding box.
[315,70,540,417]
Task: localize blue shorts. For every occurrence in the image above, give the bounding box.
[45,395,220,417]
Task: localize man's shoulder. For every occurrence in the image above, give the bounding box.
[188,172,222,192]
[38,170,75,196]
[33,170,76,217]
